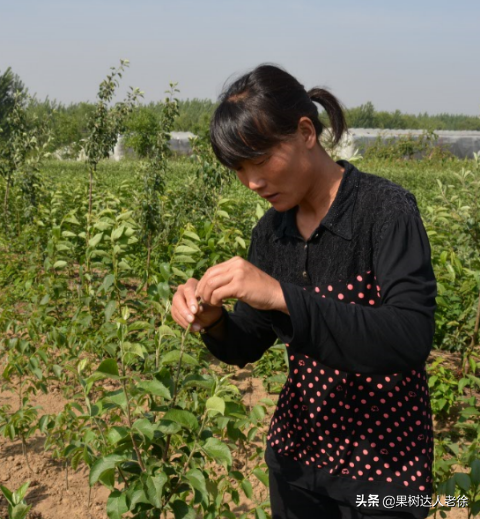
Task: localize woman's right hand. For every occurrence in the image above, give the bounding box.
[171,278,224,332]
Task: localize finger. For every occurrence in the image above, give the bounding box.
[196,261,231,297]
[197,272,235,306]
[184,284,200,315]
[171,306,189,330]
[172,287,196,325]
[208,282,238,307]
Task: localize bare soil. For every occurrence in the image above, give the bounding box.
[0,354,476,519]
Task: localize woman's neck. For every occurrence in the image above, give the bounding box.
[297,146,345,227]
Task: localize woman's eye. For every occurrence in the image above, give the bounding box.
[254,156,269,166]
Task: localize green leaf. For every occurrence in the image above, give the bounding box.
[206,396,225,416]
[100,274,115,293]
[156,419,182,435]
[256,203,265,220]
[159,263,171,281]
[172,267,188,280]
[235,236,246,249]
[241,479,253,499]
[88,232,103,248]
[202,437,232,467]
[96,359,120,378]
[253,468,269,487]
[182,374,214,391]
[137,380,171,400]
[454,472,471,492]
[99,469,115,490]
[105,300,117,322]
[0,485,14,505]
[89,454,126,486]
[171,500,196,519]
[111,226,125,241]
[173,255,197,263]
[175,245,199,254]
[471,500,480,517]
[133,418,154,440]
[157,325,176,337]
[128,488,150,509]
[106,391,128,409]
[106,490,128,519]
[53,260,67,269]
[163,409,199,432]
[94,221,112,231]
[254,507,267,519]
[470,459,480,486]
[183,231,200,241]
[107,426,129,445]
[128,321,151,332]
[161,350,198,366]
[145,473,168,508]
[185,468,207,495]
[64,214,81,225]
[11,504,31,519]
[251,405,266,421]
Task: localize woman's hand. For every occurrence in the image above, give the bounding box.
[172,278,224,332]
[195,256,288,313]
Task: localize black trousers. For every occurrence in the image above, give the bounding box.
[269,469,421,519]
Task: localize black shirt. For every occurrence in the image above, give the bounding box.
[202,160,436,518]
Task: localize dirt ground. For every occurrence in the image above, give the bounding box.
[0,356,474,519]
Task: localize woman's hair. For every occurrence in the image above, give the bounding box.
[210,64,347,170]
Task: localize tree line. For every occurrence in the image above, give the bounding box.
[1,67,480,159]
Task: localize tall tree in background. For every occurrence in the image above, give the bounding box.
[0,67,26,138]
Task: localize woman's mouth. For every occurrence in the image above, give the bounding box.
[262,193,280,202]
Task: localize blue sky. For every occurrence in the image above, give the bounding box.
[2,0,479,115]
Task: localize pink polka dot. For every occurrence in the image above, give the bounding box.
[328,285,333,291]
[357,275,363,281]
[358,293,365,299]
[387,477,392,482]
[315,287,320,292]
[419,486,425,491]
[367,284,372,289]
[403,481,409,487]
[369,300,375,305]
[377,383,383,389]
[347,284,354,290]
[338,293,344,300]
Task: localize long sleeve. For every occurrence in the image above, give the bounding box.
[201,232,278,368]
[271,214,437,374]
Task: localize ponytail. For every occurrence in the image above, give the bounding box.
[307,88,347,145]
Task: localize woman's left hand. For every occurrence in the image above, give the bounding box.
[195,256,288,313]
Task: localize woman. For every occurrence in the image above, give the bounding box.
[171,64,436,519]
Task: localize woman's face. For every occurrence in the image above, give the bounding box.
[235,126,315,212]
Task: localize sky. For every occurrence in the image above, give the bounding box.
[2,0,480,116]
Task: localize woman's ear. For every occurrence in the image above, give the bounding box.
[297,117,318,149]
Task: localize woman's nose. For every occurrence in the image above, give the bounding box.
[247,175,267,192]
